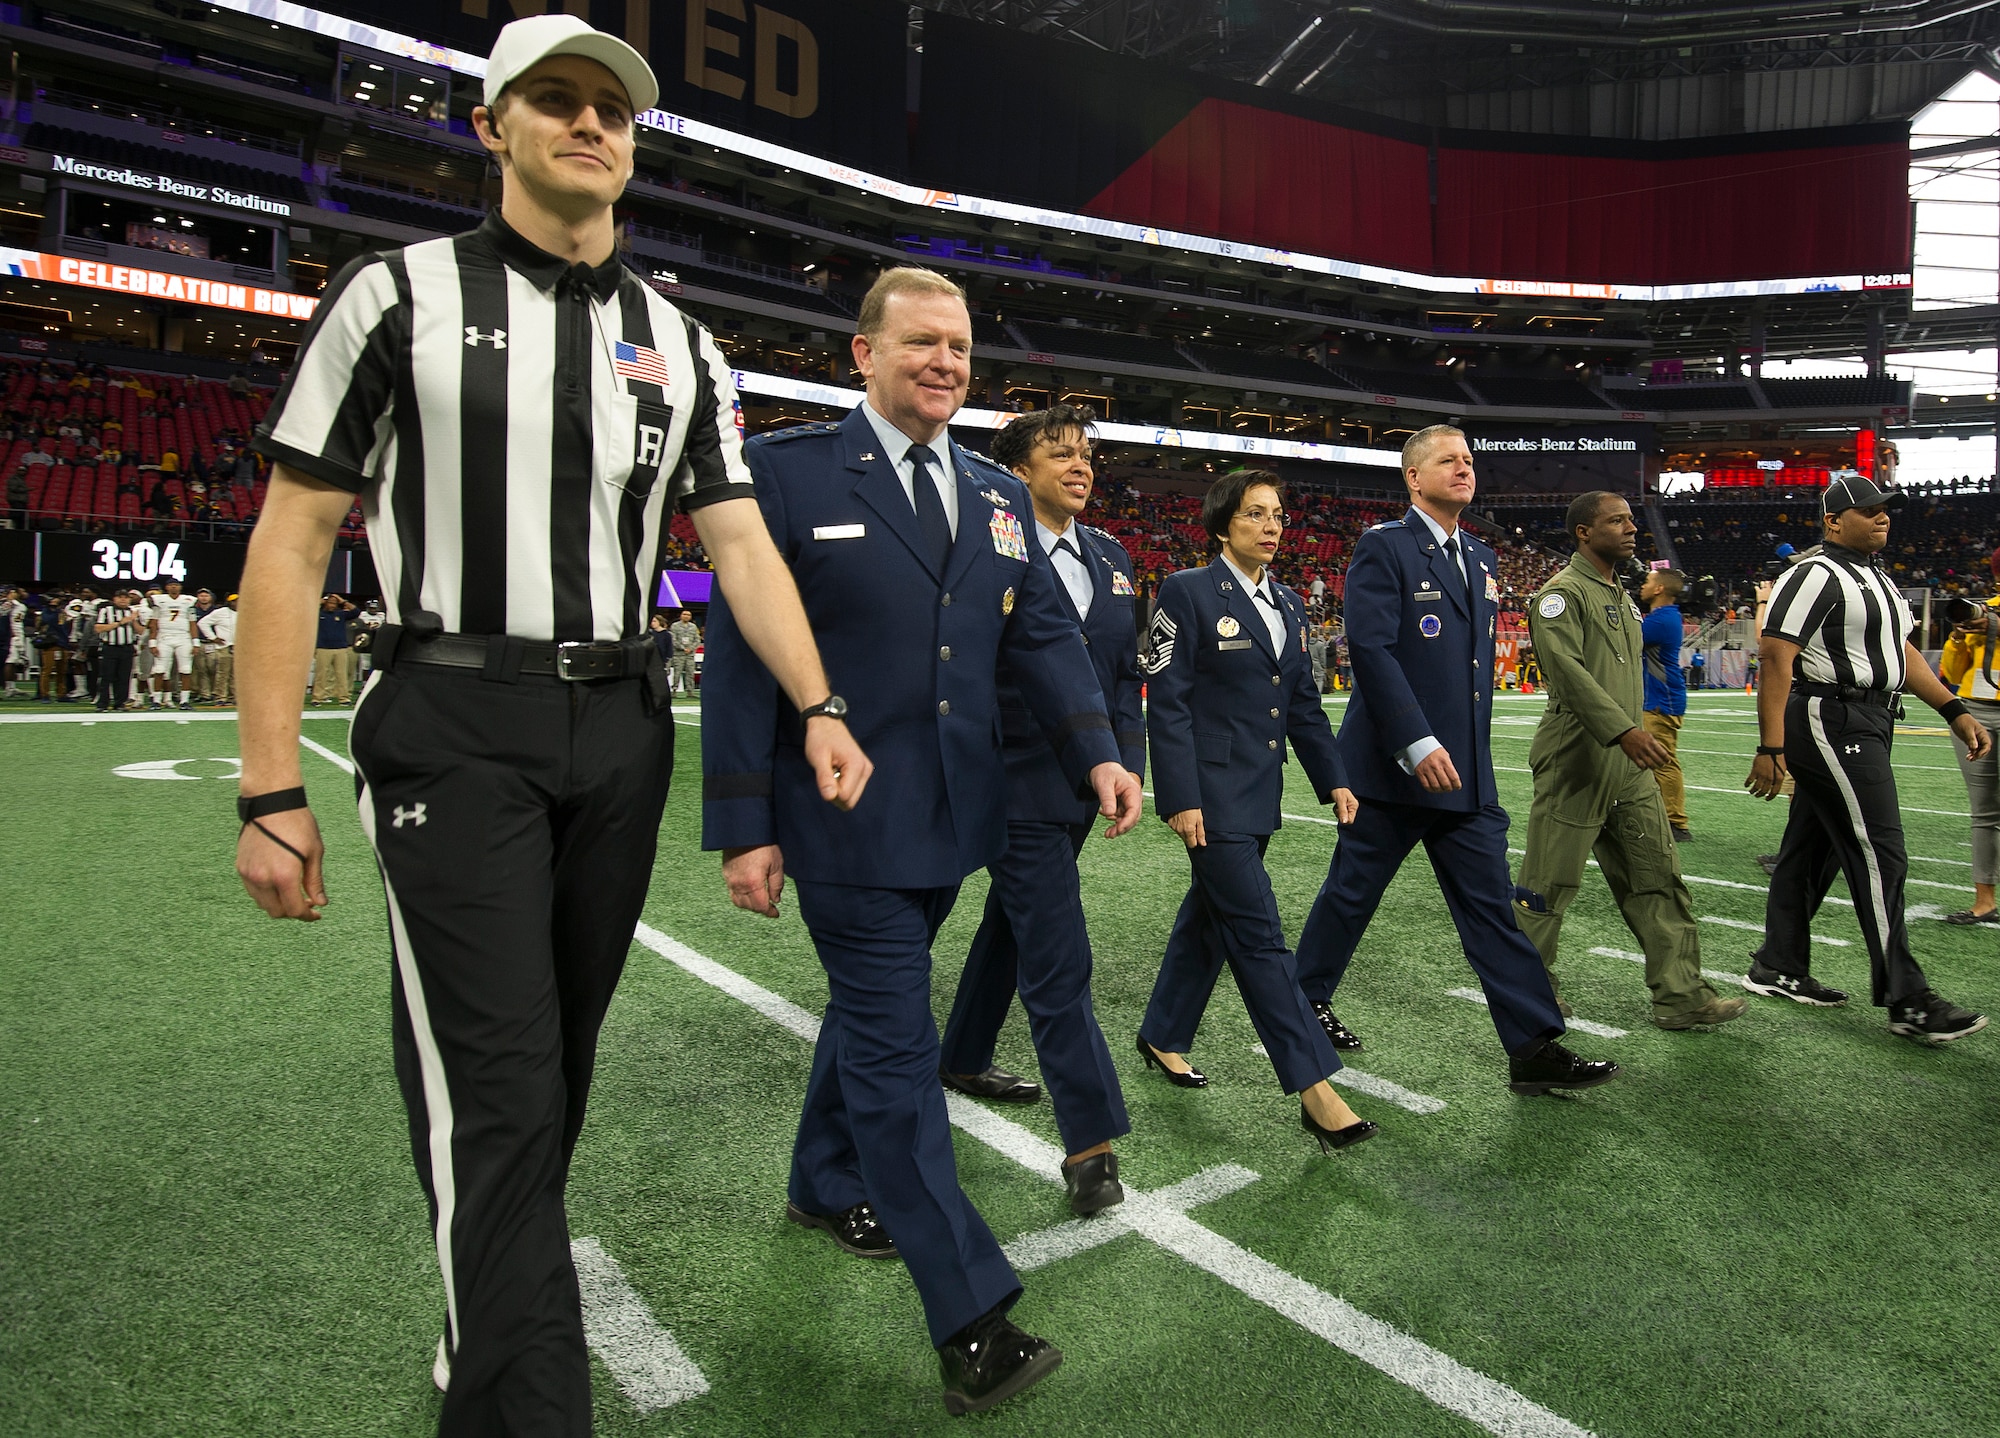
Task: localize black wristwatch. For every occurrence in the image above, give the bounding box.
[799,695,848,723]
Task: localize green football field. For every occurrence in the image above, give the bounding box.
[3,691,1995,1437]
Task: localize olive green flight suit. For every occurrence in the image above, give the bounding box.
[1517,553,1718,1020]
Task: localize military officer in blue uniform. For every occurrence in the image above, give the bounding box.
[936,405,1144,1218]
[1292,425,1621,1096]
[701,268,1142,1416]
[1138,469,1379,1151]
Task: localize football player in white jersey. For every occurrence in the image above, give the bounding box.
[150,579,199,709]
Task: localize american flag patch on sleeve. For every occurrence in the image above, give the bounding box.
[613,341,671,387]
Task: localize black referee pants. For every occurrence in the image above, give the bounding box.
[95,644,133,710]
[350,663,674,1437]
[1763,694,1929,1007]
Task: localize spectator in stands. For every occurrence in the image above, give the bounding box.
[5,468,24,528]
[310,593,358,705]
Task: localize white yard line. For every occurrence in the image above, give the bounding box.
[1250,1046,1449,1114]
[632,924,1597,1438]
[570,1237,710,1413]
[298,734,354,774]
[1587,946,1748,988]
[1443,987,1627,1039]
[1699,914,1849,946]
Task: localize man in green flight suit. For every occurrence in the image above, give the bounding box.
[1515,491,1749,1031]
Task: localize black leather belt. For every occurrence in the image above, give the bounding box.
[1791,681,1899,711]
[374,625,655,682]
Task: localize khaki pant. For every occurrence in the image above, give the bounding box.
[192,646,215,700]
[1515,766,1718,1021]
[1641,710,1687,828]
[208,647,234,705]
[312,646,354,703]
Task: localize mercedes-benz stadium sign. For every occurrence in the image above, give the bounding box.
[49,156,293,218]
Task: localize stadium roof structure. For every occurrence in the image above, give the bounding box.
[917,0,2000,125]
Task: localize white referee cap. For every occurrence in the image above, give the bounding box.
[483,14,658,115]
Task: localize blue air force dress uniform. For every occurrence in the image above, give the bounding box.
[1292,509,1567,1057]
[1138,554,1350,1093]
[700,404,1122,1347]
[938,517,1145,1155]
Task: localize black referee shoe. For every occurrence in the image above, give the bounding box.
[1744,959,1849,1007]
[1888,993,1989,1045]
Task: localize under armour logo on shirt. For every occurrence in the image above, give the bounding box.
[392,803,428,828]
[464,328,507,349]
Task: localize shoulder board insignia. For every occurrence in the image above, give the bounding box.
[752,423,838,445]
[979,488,1010,507]
[1083,523,1111,538]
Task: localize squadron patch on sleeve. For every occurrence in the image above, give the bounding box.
[1141,607,1178,675]
[1538,592,1567,619]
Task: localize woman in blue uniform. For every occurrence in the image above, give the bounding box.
[1137,470,1377,1151]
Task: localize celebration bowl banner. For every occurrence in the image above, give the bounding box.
[0,246,321,319]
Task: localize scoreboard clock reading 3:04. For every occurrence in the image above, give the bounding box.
[91,539,188,583]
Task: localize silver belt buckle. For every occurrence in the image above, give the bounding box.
[555,641,593,681]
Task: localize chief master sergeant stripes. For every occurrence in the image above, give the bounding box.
[1745,472,1990,1043]
[231,17,870,1437]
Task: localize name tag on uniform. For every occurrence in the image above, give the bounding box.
[813,524,866,541]
[1414,590,1443,602]
[1218,639,1253,651]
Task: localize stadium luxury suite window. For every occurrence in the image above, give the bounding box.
[63,193,275,270]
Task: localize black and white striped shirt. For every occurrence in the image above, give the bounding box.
[1762,543,1913,691]
[254,211,754,642]
[94,602,140,647]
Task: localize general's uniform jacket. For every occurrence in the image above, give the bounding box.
[700,407,1120,888]
[1337,508,1503,812]
[997,520,1145,824]
[1143,555,1345,835]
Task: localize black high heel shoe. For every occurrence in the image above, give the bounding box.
[1135,1034,1207,1088]
[1302,1103,1378,1153]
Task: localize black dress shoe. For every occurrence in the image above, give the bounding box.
[785,1201,899,1259]
[1301,1104,1378,1153]
[1061,1152,1124,1216]
[940,1065,1043,1103]
[1135,1034,1207,1088]
[938,1306,1063,1416]
[1508,1040,1621,1097]
[1311,1000,1363,1051]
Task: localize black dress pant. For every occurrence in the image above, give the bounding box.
[350,662,675,1437]
[1763,694,1928,1007]
[95,644,133,710]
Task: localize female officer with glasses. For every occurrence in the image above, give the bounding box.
[1136,469,1378,1151]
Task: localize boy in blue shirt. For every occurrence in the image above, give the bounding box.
[1640,569,1691,840]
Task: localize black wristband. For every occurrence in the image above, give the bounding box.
[237,786,308,824]
[1939,698,1971,724]
[1756,745,1786,757]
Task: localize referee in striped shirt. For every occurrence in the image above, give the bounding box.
[1745,474,1990,1043]
[231,17,870,1433]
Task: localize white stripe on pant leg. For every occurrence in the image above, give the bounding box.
[352,675,461,1353]
[1805,698,1895,965]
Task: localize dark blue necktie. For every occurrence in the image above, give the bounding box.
[1444,535,1468,599]
[909,444,951,574]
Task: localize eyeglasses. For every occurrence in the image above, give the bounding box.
[1234,508,1286,527]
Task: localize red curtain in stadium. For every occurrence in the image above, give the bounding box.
[1433,141,1910,285]
[1082,97,1434,272]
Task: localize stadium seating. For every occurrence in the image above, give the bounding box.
[1629,385,1759,411]
[1758,376,1910,408]
[325,184,485,233]
[23,123,311,201]
[1465,375,1615,410]
[1010,321,1197,371]
[1182,345,1345,390]
[1322,362,1474,404]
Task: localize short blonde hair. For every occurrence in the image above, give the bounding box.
[1401,424,1466,479]
[857,266,967,339]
